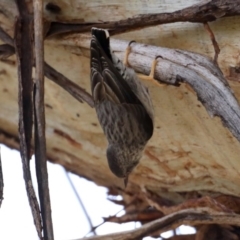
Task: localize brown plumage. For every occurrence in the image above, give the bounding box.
[90,28,154,186]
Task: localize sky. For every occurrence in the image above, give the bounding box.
[0,144,195,240]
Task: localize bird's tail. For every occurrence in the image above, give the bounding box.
[91,28,112,61]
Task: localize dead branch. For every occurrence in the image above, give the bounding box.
[203,22,220,64]
[33,0,54,239]
[44,62,94,107]
[0,26,94,108]
[74,208,240,240]
[0,147,3,207]
[84,208,124,237]
[14,0,42,238]
[104,208,163,224]
[45,0,240,37]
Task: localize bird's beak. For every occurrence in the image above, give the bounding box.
[124,176,128,188]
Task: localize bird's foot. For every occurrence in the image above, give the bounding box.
[137,56,165,87]
[123,40,136,67]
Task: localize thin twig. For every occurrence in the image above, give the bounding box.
[103,209,163,224]
[0,26,94,108]
[203,22,220,64]
[33,0,54,239]
[14,0,43,238]
[0,146,3,207]
[84,208,124,237]
[44,62,94,107]
[46,0,240,37]
[84,194,140,237]
[64,170,96,235]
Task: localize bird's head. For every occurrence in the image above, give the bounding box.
[106,144,141,187]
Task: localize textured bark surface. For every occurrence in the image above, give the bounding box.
[1,0,240,238]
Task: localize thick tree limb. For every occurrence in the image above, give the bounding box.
[46,0,240,37]
[14,0,42,238]
[58,35,240,142]
[0,147,3,207]
[0,26,94,107]
[33,0,54,239]
[75,208,240,240]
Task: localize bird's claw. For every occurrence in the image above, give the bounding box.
[138,56,165,87]
[124,40,136,66]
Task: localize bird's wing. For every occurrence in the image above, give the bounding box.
[110,49,155,123]
[90,28,142,105]
[122,103,154,141]
[96,100,153,143]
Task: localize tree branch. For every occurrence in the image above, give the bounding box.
[44,62,94,107]
[75,208,240,240]
[33,0,54,239]
[203,22,220,64]
[46,0,240,37]
[14,0,42,238]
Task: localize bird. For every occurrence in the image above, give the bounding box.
[90,28,154,187]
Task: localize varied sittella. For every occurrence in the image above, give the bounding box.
[90,28,154,187]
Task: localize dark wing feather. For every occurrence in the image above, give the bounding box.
[90,28,142,105]
[97,100,153,144]
[122,103,154,141]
